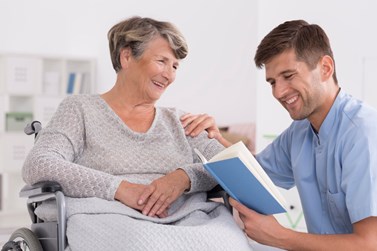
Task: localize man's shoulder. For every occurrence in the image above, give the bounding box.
[340,93,377,125]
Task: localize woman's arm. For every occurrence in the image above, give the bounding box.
[22,97,123,201]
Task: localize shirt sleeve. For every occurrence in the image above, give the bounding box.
[22,96,123,201]
[340,124,377,223]
[256,126,295,190]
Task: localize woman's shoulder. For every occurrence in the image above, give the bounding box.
[61,94,99,103]
[158,106,188,118]
[58,94,101,109]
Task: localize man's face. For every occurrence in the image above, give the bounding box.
[264,49,325,122]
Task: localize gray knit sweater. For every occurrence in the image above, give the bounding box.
[22,94,224,201]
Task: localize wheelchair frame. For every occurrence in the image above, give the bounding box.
[20,181,66,251]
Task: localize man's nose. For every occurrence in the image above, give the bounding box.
[273,81,287,99]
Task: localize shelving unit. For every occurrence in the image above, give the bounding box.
[0,54,96,229]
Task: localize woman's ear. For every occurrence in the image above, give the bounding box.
[120,48,132,69]
[320,55,334,82]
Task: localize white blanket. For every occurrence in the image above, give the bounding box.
[36,193,252,251]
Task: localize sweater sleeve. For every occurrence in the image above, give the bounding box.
[22,96,123,200]
[180,131,225,193]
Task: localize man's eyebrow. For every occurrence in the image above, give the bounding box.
[280,69,296,75]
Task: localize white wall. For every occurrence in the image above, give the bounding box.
[255,0,377,151]
[0,0,257,126]
[1,0,377,149]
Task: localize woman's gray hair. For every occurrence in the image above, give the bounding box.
[108,16,188,73]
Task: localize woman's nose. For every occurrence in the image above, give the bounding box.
[162,66,176,82]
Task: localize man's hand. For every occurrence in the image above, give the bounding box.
[137,169,191,218]
[229,197,288,247]
[230,198,377,250]
[180,113,231,147]
[180,113,220,138]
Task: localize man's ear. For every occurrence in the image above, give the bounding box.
[320,55,334,82]
[120,48,132,69]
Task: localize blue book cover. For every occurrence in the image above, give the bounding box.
[196,141,287,215]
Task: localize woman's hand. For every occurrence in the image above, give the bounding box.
[138,169,191,218]
[115,181,152,211]
[180,113,231,147]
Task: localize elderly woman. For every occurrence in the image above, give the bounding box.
[22,17,251,250]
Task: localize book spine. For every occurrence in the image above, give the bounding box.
[73,72,82,94]
[66,72,75,94]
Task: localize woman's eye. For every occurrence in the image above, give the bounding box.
[284,74,294,80]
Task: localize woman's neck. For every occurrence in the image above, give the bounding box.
[101,85,156,133]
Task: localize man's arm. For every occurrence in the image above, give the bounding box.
[230,198,377,251]
[180,113,232,147]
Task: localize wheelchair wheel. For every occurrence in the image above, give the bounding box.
[2,228,43,251]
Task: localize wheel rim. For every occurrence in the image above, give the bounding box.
[12,238,30,251]
[8,228,42,251]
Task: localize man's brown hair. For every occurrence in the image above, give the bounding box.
[254,20,338,84]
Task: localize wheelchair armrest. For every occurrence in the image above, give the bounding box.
[207,184,232,213]
[20,181,67,250]
[20,181,63,198]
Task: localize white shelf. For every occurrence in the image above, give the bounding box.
[0,53,96,228]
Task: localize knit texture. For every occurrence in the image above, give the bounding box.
[23,95,224,199]
[23,94,252,250]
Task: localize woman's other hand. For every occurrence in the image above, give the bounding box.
[114,181,161,212]
[138,169,190,218]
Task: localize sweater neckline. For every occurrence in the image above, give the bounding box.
[95,94,160,136]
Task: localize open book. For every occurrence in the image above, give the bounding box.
[195,141,287,215]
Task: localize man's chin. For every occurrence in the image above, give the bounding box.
[288,111,307,121]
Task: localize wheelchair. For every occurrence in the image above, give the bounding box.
[1,121,231,251]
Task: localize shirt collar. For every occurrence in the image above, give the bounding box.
[315,88,344,144]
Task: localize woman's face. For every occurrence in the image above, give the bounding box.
[123,36,180,102]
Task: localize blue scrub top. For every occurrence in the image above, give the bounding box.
[256,90,377,234]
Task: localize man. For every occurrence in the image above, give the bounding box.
[181,20,377,250]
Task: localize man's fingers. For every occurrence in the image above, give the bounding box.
[180,113,198,128]
[180,113,192,123]
[185,116,208,136]
[229,197,252,215]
